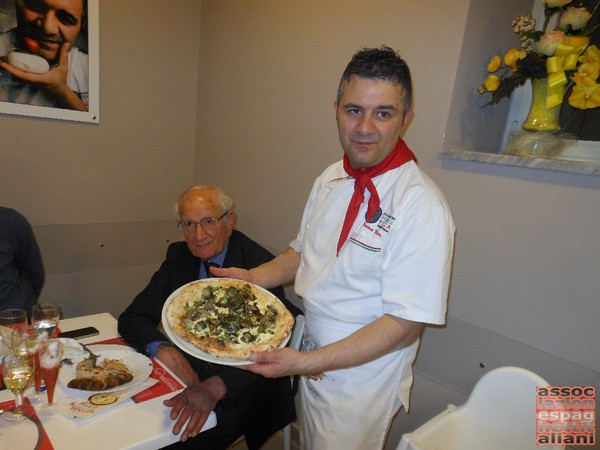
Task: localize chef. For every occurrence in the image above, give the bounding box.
[214,45,455,449]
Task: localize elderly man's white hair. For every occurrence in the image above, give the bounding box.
[174,185,235,220]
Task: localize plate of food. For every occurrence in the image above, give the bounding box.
[59,345,153,393]
[161,278,295,366]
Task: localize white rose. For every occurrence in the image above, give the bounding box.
[535,31,568,56]
[544,0,572,7]
[559,7,592,30]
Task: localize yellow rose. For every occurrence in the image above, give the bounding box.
[567,35,590,49]
[535,30,568,56]
[572,62,600,85]
[544,0,572,7]
[487,56,501,72]
[504,48,526,70]
[579,45,600,64]
[568,82,600,109]
[559,7,592,30]
[483,75,500,92]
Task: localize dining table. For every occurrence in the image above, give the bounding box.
[0,312,217,449]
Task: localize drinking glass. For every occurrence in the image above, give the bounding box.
[12,325,47,406]
[0,309,28,353]
[37,339,62,419]
[31,303,60,338]
[0,309,28,390]
[2,352,35,421]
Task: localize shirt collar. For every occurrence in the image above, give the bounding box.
[199,245,228,279]
[206,244,228,267]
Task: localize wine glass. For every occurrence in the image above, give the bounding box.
[12,325,47,407]
[0,309,28,354]
[31,303,60,338]
[2,352,35,421]
[37,339,62,419]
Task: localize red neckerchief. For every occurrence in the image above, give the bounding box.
[337,139,416,255]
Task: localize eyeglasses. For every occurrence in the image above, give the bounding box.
[178,211,229,233]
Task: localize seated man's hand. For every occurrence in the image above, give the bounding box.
[155,345,199,387]
[163,376,226,442]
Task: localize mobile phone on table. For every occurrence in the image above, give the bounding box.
[58,326,100,340]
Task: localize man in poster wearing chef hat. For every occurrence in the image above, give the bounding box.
[0,0,88,111]
[215,46,456,449]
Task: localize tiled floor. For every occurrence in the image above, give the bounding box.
[228,423,300,450]
[227,432,279,450]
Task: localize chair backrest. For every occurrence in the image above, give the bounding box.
[289,315,305,351]
[459,366,555,448]
[465,366,548,416]
[398,367,564,450]
[283,315,305,450]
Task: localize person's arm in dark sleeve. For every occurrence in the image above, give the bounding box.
[207,364,264,405]
[118,258,174,354]
[13,213,45,298]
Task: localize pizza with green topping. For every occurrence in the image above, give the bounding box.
[166,278,295,359]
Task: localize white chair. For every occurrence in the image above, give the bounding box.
[397,366,565,450]
[283,314,305,450]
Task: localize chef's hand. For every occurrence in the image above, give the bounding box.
[0,43,88,111]
[240,347,324,380]
[163,376,226,442]
[209,266,253,282]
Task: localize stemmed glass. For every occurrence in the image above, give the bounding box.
[12,325,47,407]
[0,309,28,354]
[31,303,60,338]
[37,339,62,419]
[2,352,35,421]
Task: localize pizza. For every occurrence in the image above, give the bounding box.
[166,278,295,360]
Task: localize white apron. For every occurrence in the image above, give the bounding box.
[291,161,453,449]
[299,313,419,450]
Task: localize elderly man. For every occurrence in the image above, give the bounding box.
[0,0,88,110]
[118,185,301,450]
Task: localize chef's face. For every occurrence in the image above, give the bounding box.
[335,76,412,170]
[16,0,84,63]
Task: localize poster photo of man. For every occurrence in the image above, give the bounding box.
[0,0,98,123]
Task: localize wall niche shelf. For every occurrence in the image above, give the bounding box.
[441,0,600,178]
[439,150,600,176]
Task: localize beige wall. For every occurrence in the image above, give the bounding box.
[195,0,471,251]
[1,0,202,317]
[195,1,600,445]
[1,0,599,446]
[195,0,600,371]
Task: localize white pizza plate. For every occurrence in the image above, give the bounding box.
[59,344,153,393]
[161,278,292,366]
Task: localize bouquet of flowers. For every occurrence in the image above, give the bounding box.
[478,0,600,110]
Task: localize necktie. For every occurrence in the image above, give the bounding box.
[202,261,218,278]
[337,139,416,255]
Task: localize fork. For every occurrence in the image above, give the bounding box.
[81,343,99,359]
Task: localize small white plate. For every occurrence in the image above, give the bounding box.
[59,345,153,393]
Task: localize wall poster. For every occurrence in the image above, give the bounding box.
[0,0,99,123]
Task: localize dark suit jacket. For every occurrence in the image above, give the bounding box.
[118,230,302,449]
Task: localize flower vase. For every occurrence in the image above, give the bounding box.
[503,78,568,158]
[522,78,561,132]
